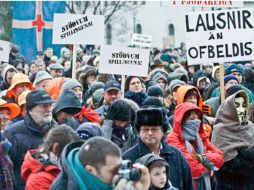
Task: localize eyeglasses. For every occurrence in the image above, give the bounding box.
[140,127,162,133]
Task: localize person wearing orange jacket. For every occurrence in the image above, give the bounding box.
[166,103,224,190]
[168,85,212,138]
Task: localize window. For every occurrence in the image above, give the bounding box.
[106,24,112,44]
[136,24,142,34]
[168,24,174,36]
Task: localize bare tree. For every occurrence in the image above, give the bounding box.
[65,1,143,24]
[0,1,12,41]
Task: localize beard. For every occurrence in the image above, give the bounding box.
[30,111,52,126]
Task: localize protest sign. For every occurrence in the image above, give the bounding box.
[0,41,10,62]
[53,13,104,45]
[185,8,254,65]
[130,33,152,48]
[99,45,150,77]
[161,0,243,7]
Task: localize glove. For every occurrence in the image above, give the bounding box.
[113,175,136,190]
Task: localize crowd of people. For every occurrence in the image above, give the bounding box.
[0,42,253,190]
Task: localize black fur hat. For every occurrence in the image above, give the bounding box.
[105,99,131,121]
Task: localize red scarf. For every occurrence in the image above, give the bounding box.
[74,106,101,124]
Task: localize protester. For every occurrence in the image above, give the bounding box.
[21,125,80,190]
[35,59,46,72]
[192,70,211,101]
[123,107,194,190]
[102,99,138,152]
[124,76,148,106]
[0,99,20,132]
[76,122,103,140]
[48,64,65,78]
[9,45,19,66]
[6,73,33,104]
[147,85,165,104]
[136,153,178,190]
[0,64,17,91]
[43,48,54,66]
[166,103,224,189]
[212,90,254,189]
[51,137,150,190]
[33,71,53,90]
[2,90,56,190]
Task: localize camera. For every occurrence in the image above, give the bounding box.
[118,160,141,181]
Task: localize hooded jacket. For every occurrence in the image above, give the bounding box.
[21,150,60,190]
[2,113,56,190]
[192,71,210,100]
[0,64,17,91]
[166,103,224,189]
[212,90,254,190]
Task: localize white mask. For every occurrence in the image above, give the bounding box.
[235,97,247,123]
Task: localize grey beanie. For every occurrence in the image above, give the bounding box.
[33,71,53,87]
[169,79,186,92]
[61,79,83,92]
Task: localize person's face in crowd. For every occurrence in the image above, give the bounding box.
[13,83,30,98]
[232,71,243,83]
[6,71,16,85]
[129,77,142,93]
[29,63,37,74]
[63,61,71,70]
[11,51,18,57]
[45,48,53,58]
[140,126,163,148]
[157,96,164,104]
[224,79,238,92]
[63,51,71,59]
[0,108,10,130]
[86,74,96,84]
[56,111,73,124]
[76,61,81,69]
[20,104,26,117]
[150,166,167,189]
[204,64,213,75]
[156,79,166,89]
[73,86,83,102]
[198,78,208,90]
[37,54,44,60]
[188,66,195,74]
[113,120,128,128]
[36,79,51,90]
[235,96,247,123]
[50,69,63,78]
[104,89,122,105]
[29,103,53,126]
[87,155,121,185]
[36,61,46,71]
[184,94,198,106]
[16,62,23,70]
[185,110,200,121]
[215,69,220,80]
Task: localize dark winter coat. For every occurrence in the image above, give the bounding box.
[102,119,138,153]
[2,113,56,190]
[124,91,148,106]
[122,139,194,190]
[50,142,83,190]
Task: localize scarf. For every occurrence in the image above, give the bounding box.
[125,91,148,106]
[182,119,211,190]
[74,106,101,124]
[112,125,129,141]
[67,147,113,190]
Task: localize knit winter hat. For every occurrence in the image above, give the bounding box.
[33,71,53,87]
[160,54,172,64]
[224,75,239,85]
[147,85,165,97]
[76,122,103,140]
[226,84,245,98]
[169,79,186,93]
[61,79,83,92]
[142,97,164,108]
[225,64,244,76]
[105,99,131,121]
[152,72,167,83]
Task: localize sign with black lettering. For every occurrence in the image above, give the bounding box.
[185,8,254,65]
[130,33,152,48]
[161,0,243,7]
[99,45,150,77]
[0,40,10,62]
[53,13,104,45]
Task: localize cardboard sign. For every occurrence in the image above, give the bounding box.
[53,13,104,45]
[185,8,254,65]
[161,0,243,7]
[130,33,152,48]
[99,45,150,77]
[0,41,10,62]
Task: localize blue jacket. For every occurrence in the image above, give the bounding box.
[2,113,56,190]
[122,139,194,190]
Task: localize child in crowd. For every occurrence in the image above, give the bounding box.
[136,153,178,190]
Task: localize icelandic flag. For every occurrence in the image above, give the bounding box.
[12,1,65,61]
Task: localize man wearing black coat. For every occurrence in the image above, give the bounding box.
[2,90,56,190]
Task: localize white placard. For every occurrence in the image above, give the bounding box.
[99,45,150,77]
[0,41,10,62]
[185,8,254,65]
[161,0,243,7]
[130,33,152,48]
[53,13,104,45]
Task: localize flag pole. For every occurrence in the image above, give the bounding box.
[72,44,77,79]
